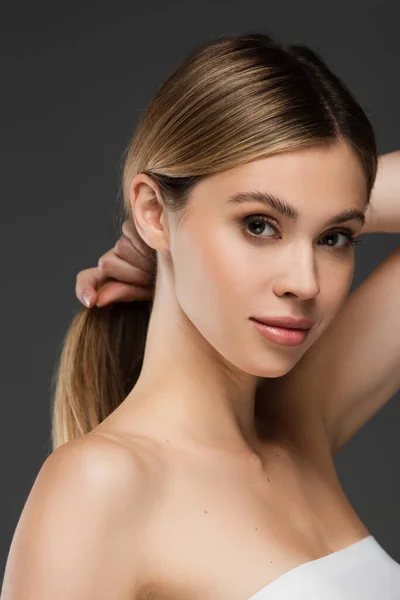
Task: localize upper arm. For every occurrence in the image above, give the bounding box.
[2,435,152,599]
[363,151,400,234]
[287,245,400,456]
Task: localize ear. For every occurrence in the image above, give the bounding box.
[129,173,170,252]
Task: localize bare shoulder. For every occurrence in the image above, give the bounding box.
[40,432,162,518]
[1,433,162,599]
[54,430,161,487]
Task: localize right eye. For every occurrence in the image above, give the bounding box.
[240,214,279,241]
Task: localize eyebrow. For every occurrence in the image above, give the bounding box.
[226,190,366,227]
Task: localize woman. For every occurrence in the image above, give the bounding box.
[3,32,400,599]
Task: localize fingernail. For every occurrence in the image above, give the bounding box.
[82,292,91,307]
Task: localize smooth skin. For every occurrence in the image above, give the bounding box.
[3,145,400,599]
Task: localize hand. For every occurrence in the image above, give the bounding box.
[76,220,156,308]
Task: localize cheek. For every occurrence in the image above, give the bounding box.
[321,261,355,320]
[173,232,252,339]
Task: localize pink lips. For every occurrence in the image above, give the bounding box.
[250,318,312,347]
[251,315,315,330]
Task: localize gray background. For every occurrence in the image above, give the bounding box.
[1,0,399,585]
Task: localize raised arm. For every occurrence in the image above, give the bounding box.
[363,150,400,233]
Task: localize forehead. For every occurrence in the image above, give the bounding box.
[191,140,368,212]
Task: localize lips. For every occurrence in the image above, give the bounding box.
[250,319,310,346]
[250,315,314,330]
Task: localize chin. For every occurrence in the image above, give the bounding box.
[248,354,301,379]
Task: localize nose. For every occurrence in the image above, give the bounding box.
[273,245,321,300]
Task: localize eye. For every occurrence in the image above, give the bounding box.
[239,214,362,252]
[241,215,278,238]
[321,230,358,249]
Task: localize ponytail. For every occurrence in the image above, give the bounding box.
[50,301,151,450]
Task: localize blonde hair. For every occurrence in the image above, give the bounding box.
[51,32,378,450]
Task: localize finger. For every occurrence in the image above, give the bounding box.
[98,249,154,286]
[114,235,155,274]
[96,281,154,307]
[121,219,156,263]
[76,267,108,306]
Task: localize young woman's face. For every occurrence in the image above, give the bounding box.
[169,140,368,378]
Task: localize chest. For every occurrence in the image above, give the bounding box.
[139,436,369,600]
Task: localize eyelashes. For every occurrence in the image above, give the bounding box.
[239,214,363,252]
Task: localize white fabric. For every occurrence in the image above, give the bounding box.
[247,535,400,599]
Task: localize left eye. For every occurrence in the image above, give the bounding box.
[322,231,352,248]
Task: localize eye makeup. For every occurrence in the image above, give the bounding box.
[237,212,363,253]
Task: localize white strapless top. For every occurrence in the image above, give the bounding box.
[247,535,400,599]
